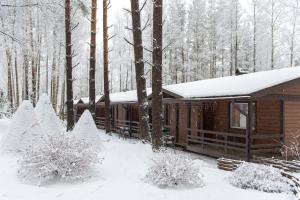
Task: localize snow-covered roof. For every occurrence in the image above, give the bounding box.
[163,67,300,99]
[77,95,103,104]
[99,89,152,103]
[74,99,80,104]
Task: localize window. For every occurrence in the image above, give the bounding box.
[230,103,255,129]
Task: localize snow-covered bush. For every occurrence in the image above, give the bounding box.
[18,133,101,185]
[228,162,291,193]
[0,100,44,154]
[72,110,101,149]
[145,151,205,188]
[35,94,64,135]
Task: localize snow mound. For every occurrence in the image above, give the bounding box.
[0,101,44,154]
[228,162,291,193]
[145,151,205,188]
[19,133,101,185]
[72,110,101,148]
[35,94,64,135]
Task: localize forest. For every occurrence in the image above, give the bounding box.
[0,1,299,199]
[1,0,300,115]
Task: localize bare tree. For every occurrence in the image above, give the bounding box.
[253,0,257,72]
[89,0,97,116]
[103,0,111,133]
[65,0,74,131]
[151,0,163,150]
[130,0,150,140]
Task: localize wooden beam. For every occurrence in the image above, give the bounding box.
[129,105,132,137]
[187,103,192,144]
[175,103,179,144]
[246,100,253,161]
[280,99,285,144]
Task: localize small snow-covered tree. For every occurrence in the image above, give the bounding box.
[72,109,101,149]
[35,93,64,135]
[228,162,291,193]
[145,151,205,188]
[18,133,101,185]
[0,100,43,154]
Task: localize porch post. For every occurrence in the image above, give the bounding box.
[246,100,253,161]
[280,98,285,144]
[187,103,192,145]
[129,105,132,137]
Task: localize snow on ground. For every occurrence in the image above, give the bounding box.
[0,119,294,200]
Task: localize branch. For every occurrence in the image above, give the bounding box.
[140,0,147,12]
[1,3,39,8]
[72,62,80,69]
[143,46,152,53]
[108,34,116,41]
[123,7,131,14]
[0,30,22,44]
[125,26,133,31]
[162,42,173,52]
[124,37,134,46]
[72,22,80,31]
[141,15,150,31]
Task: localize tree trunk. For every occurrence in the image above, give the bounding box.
[151,0,163,150]
[65,0,74,131]
[103,0,111,133]
[271,0,274,70]
[6,49,13,113]
[60,67,66,120]
[89,0,97,116]
[234,0,238,74]
[130,0,150,140]
[14,50,19,107]
[253,0,257,72]
[29,10,36,107]
[23,52,29,100]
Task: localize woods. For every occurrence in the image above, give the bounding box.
[1,0,300,147]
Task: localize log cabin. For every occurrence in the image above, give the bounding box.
[74,67,300,161]
[163,67,300,160]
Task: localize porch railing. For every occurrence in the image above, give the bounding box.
[186,128,282,159]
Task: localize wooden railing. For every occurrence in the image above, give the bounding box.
[95,117,105,129]
[187,128,246,155]
[187,128,283,159]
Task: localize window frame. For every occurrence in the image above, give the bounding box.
[229,102,256,130]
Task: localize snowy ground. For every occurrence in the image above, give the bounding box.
[0,119,294,200]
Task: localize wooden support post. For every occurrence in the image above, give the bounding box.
[246,100,253,161]
[187,103,192,145]
[280,98,285,144]
[175,103,179,144]
[129,105,132,137]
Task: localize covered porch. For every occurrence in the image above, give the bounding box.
[184,96,284,161]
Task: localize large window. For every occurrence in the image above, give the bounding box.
[230,103,255,129]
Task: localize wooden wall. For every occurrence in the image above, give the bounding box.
[284,100,300,145]
[95,105,105,118]
[256,100,280,134]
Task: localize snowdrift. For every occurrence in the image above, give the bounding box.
[35,94,63,135]
[72,110,101,148]
[0,101,44,153]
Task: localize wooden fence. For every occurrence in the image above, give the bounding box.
[217,157,300,190]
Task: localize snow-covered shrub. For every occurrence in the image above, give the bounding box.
[72,110,101,149]
[145,151,205,188]
[0,100,44,154]
[228,162,291,193]
[35,94,64,135]
[18,133,101,185]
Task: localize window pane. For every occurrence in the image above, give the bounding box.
[230,103,248,129]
